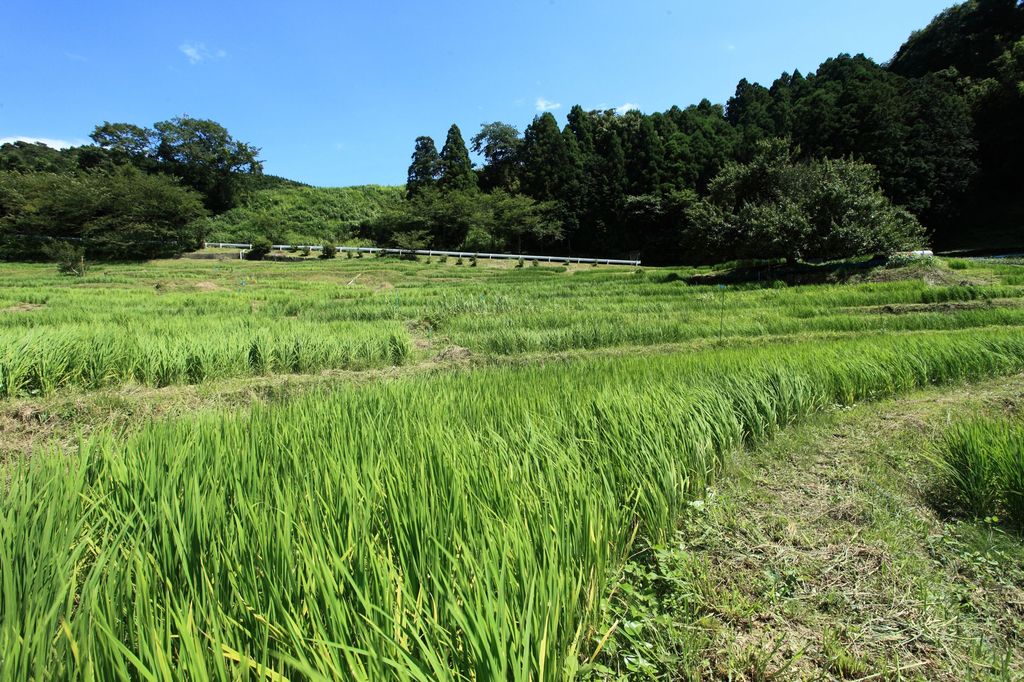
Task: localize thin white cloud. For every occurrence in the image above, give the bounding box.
[0,136,87,149]
[65,52,87,62]
[179,41,226,65]
[535,97,562,112]
[615,102,640,114]
[725,43,736,51]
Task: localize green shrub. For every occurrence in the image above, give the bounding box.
[947,258,970,270]
[319,242,336,259]
[244,237,272,261]
[43,241,89,276]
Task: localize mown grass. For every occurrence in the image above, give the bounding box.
[4,329,1024,679]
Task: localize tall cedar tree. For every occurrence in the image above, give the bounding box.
[406,136,440,198]
[519,113,574,201]
[438,124,476,192]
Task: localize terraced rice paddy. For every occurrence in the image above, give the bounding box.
[2,257,1024,397]
[2,255,1024,679]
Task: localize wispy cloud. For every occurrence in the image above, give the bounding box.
[615,102,640,114]
[535,97,562,112]
[179,41,226,65]
[725,43,736,51]
[0,136,87,149]
[64,52,87,62]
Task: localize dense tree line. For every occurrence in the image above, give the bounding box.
[391,0,1021,263]
[0,116,261,261]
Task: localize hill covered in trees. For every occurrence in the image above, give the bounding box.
[383,0,1022,263]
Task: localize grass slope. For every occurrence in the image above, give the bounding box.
[205,184,403,246]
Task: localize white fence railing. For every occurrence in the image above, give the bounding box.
[204,243,641,266]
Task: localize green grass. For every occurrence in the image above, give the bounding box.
[5,329,1024,679]
[582,375,1024,679]
[205,184,403,245]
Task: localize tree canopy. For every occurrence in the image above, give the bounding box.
[0,166,207,260]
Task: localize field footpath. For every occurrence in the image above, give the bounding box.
[588,374,1024,680]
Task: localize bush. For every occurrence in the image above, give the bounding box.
[43,241,88,276]
[947,258,970,270]
[319,242,336,259]
[245,237,272,261]
[299,246,311,257]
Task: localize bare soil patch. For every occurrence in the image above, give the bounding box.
[1,303,44,313]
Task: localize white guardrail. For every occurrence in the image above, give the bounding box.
[204,242,642,266]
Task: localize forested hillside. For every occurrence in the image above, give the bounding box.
[386,0,1022,263]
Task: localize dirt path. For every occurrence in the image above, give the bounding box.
[588,375,1024,680]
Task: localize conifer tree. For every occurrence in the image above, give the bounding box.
[406,136,440,198]
[520,113,572,200]
[438,124,476,192]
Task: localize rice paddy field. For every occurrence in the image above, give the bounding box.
[2,254,1024,679]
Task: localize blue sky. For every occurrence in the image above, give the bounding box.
[2,0,952,187]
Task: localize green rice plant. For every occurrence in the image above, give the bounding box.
[935,417,1024,527]
[4,329,1024,679]
[936,419,1006,518]
[3,256,1024,397]
[1003,427,1024,527]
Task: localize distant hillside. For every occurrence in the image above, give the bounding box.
[205,184,403,245]
[889,0,1023,79]
[889,0,1023,252]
